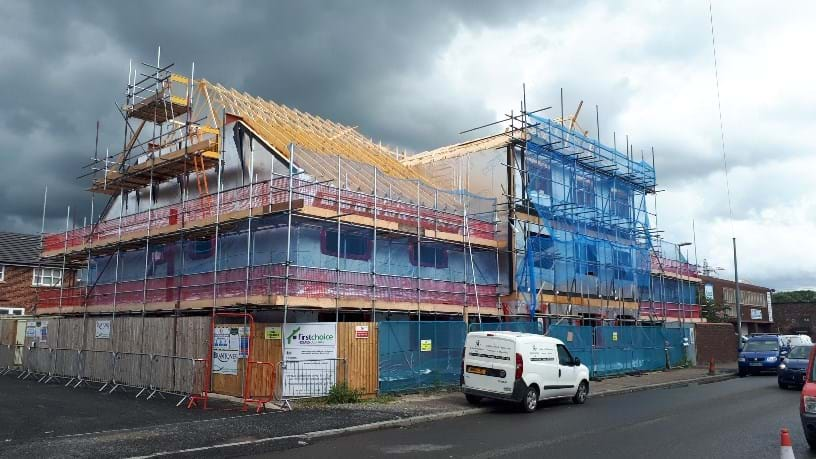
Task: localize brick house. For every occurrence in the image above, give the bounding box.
[772,302,816,338]
[0,232,73,314]
[699,274,774,335]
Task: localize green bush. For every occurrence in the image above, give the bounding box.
[326,383,363,404]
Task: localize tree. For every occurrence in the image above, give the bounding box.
[773,290,816,303]
[701,298,729,323]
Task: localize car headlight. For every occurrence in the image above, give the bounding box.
[804,396,816,414]
[766,356,777,362]
[779,363,787,370]
[738,357,746,362]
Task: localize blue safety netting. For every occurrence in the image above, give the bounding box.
[378,321,467,392]
[379,321,688,392]
[515,116,656,317]
[548,324,594,369]
[468,321,543,334]
[550,324,687,377]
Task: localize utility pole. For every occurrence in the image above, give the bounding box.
[733,237,742,337]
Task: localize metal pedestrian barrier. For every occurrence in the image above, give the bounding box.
[276,358,348,408]
[245,360,277,413]
[0,343,19,375]
[111,351,153,395]
[2,345,206,407]
[20,345,52,381]
[149,354,207,406]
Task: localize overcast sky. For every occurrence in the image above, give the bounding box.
[0,1,813,290]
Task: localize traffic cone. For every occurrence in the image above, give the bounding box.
[780,428,795,459]
[708,357,716,376]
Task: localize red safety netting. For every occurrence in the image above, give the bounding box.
[37,263,499,310]
[650,255,698,278]
[43,178,496,253]
[638,301,702,319]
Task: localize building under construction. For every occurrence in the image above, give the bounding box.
[36,60,701,325]
[4,57,706,400]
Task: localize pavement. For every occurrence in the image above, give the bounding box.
[260,374,814,459]
[0,366,738,458]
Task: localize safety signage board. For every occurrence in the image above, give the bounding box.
[355,325,369,339]
[95,320,111,339]
[265,326,282,340]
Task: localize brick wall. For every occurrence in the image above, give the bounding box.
[0,265,68,313]
[773,302,816,339]
[695,322,738,364]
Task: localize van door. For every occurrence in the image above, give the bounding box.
[555,344,577,396]
[527,340,559,397]
[463,334,515,395]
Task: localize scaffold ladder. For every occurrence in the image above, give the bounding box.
[193,153,209,196]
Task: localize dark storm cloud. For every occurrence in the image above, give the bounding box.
[0,0,548,234]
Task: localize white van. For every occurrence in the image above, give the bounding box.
[461,331,590,412]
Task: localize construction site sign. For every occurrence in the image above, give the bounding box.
[38,321,48,343]
[420,339,432,352]
[264,326,282,340]
[212,326,240,375]
[282,322,337,397]
[95,320,111,339]
[354,325,369,339]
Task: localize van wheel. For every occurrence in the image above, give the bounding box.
[738,369,747,377]
[572,381,589,404]
[465,394,482,405]
[521,386,539,413]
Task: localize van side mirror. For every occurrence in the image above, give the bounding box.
[573,357,581,366]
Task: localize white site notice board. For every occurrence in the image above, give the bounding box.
[282,322,337,397]
[212,326,249,376]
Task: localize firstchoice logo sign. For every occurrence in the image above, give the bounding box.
[286,326,335,345]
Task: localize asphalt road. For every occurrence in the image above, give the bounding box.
[0,374,402,458]
[259,376,815,459]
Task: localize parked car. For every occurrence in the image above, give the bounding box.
[738,335,786,377]
[461,331,590,413]
[798,346,816,448]
[779,344,814,389]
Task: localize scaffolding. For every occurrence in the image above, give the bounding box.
[39,59,502,324]
[645,239,701,321]
[37,56,703,330]
[510,112,657,322]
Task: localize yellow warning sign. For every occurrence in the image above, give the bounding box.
[264,326,281,340]
[420,339,432,352]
